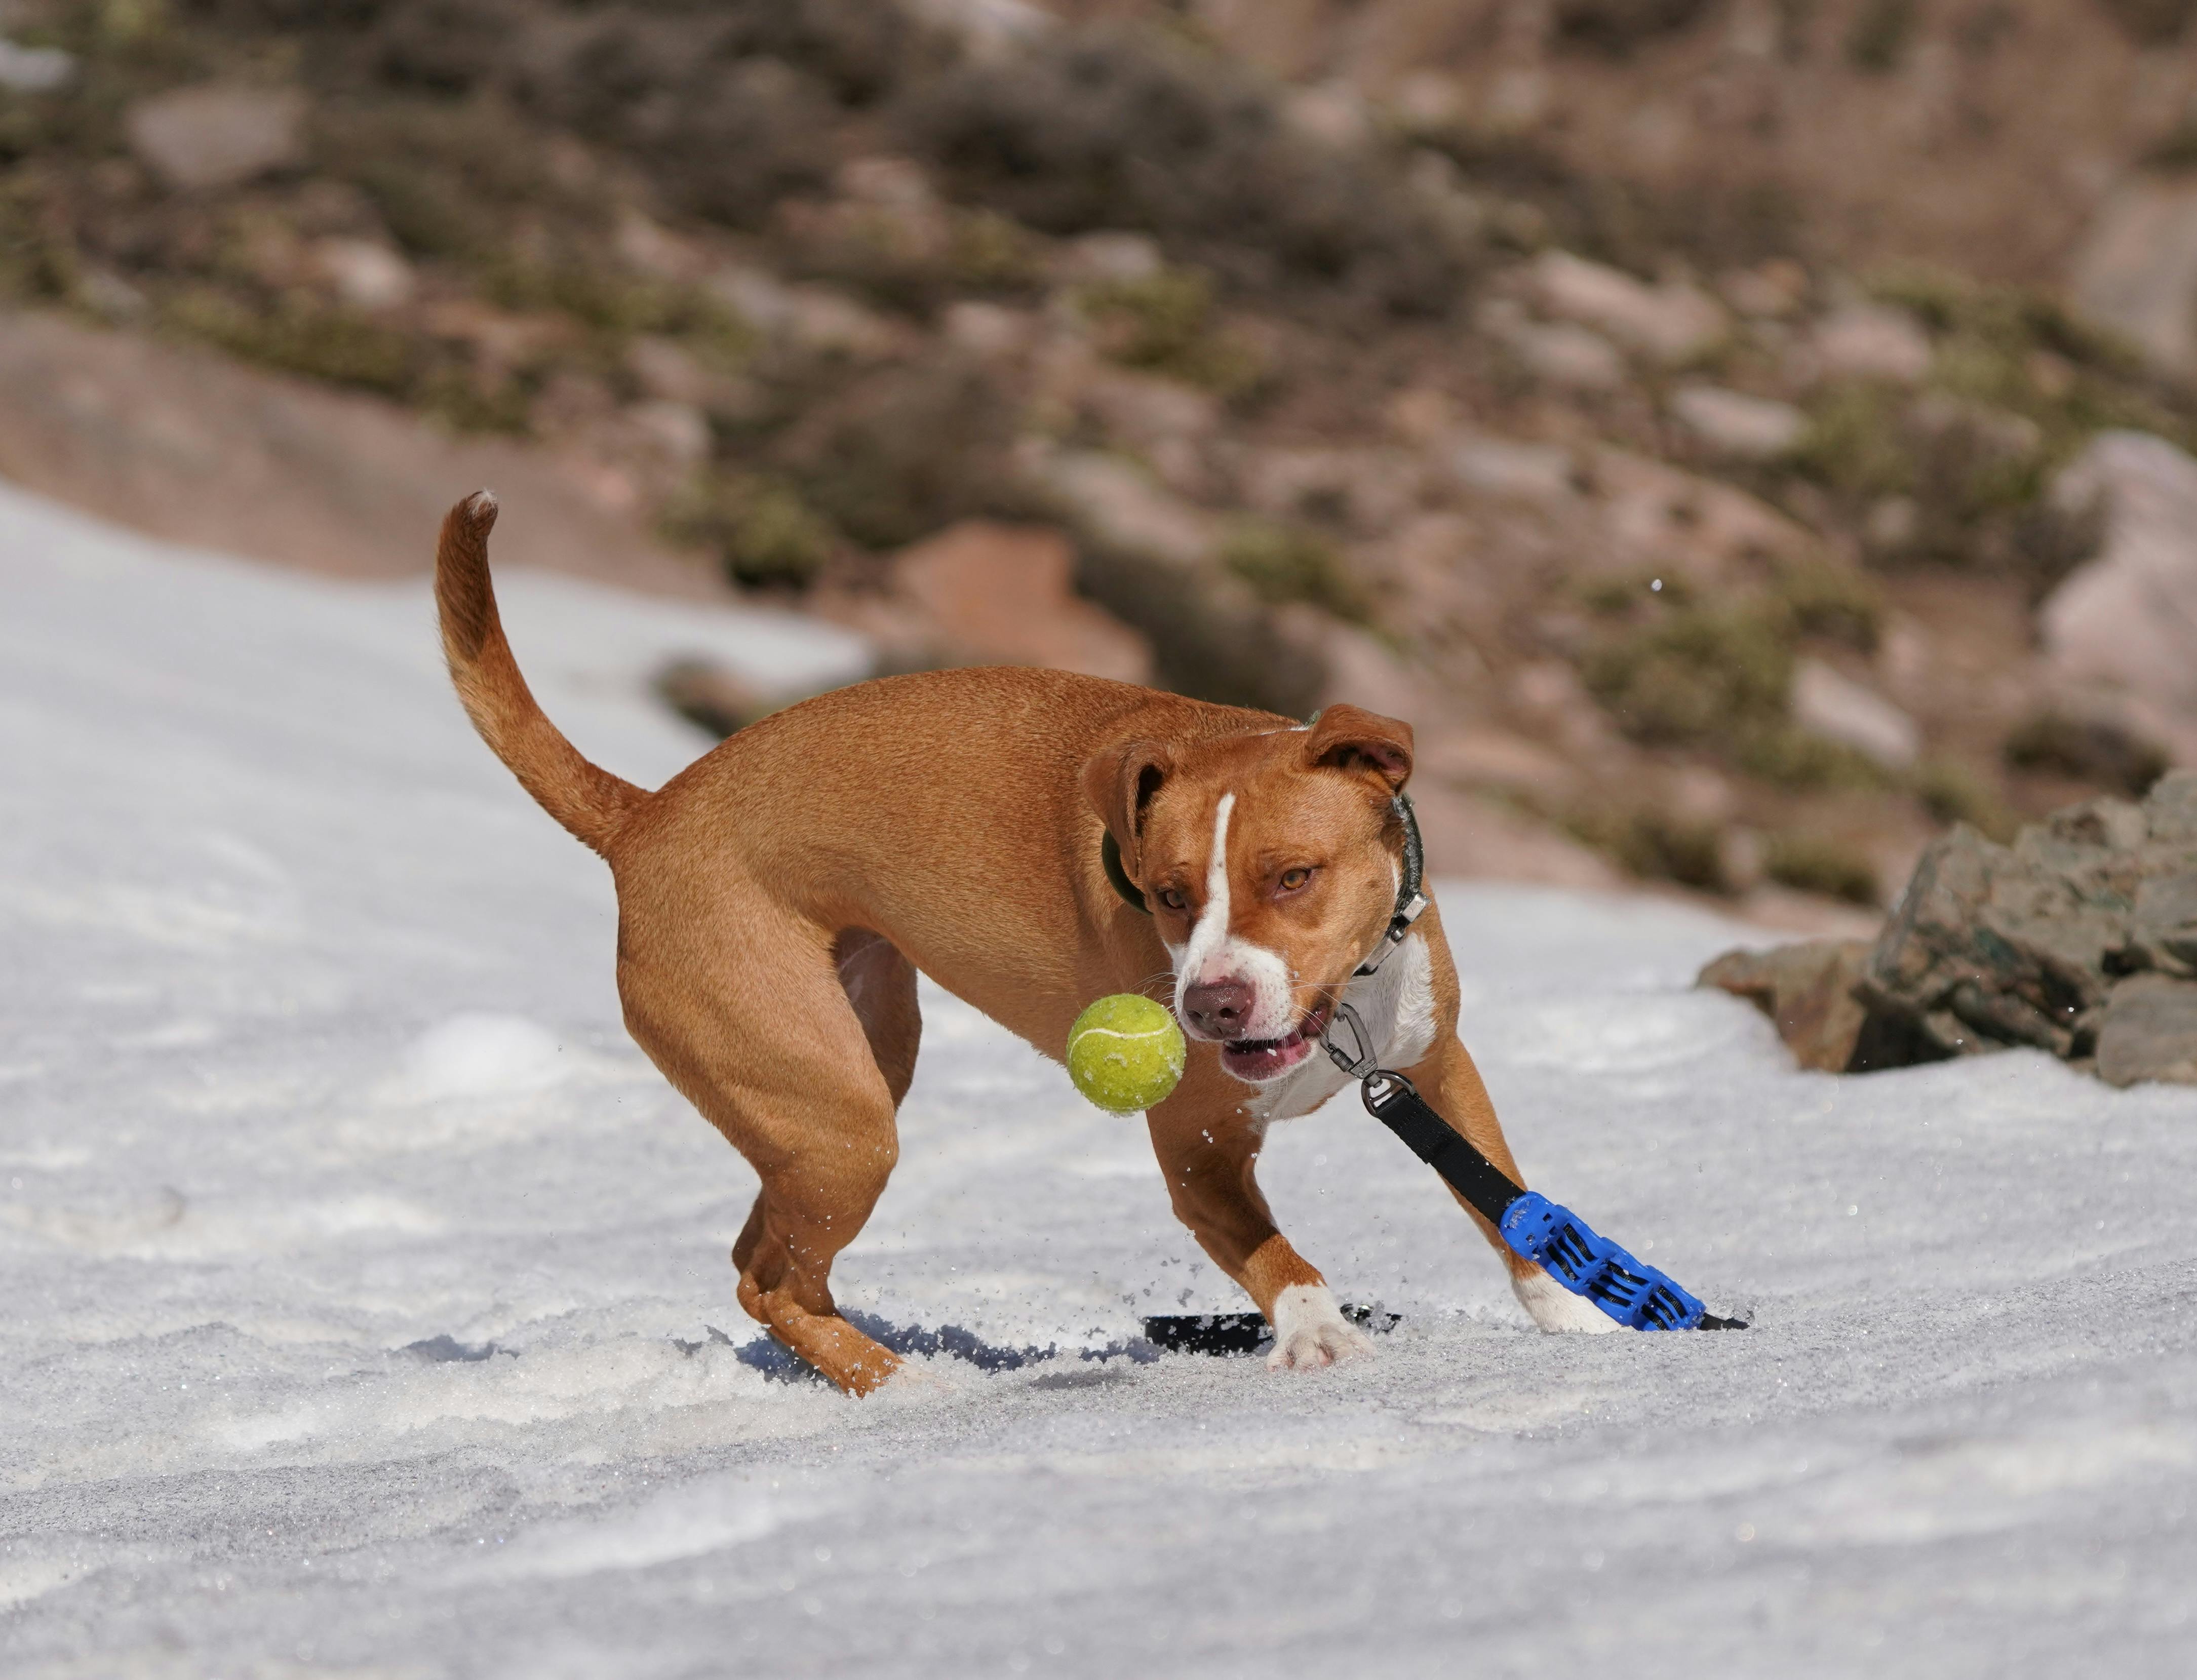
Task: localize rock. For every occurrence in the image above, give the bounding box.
[1052,231,1163,285]
[2068,177,2197,378]
[1806,304,1933,386]
[836,154,935,208]
[2131,868,2197,976]
[125,85,306,192]
[1079,366,1221,453]
[941,301,1036,361]
[1698,941,1873,1072]
[1791,657,1920,770]
[626,400,712,470]
[2039,431,2197,764]
[1527,251,1728,365]
[0,37,74,93]
[2149,769,2197,841]
[75,269,148,324]
[900,0,1054,62]
[1240,445,1420,533]
[1857,776,2197,1071]
[1587,448,1815,582]
[1862,827,2102,1059]
[1480,299,1626,390]
[1510,320,1630,391]
[655,657,770,738]
[1716,260,1809,319]
[708,268,900,360]
[891,521,1152,686]
[1670,384,1806,460]
[309,238,414,312]
[2096,974,2197,1087]
[1440,436,1577,502]
[1284,82,1374,149]
[1028,448,1214,567]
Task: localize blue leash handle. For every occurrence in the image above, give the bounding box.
[1356,1067,1741,1332]
[1499,1193,1709,1332]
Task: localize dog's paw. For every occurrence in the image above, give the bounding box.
[1512,1266,1620,1334]
[1265,1283,1376,1372]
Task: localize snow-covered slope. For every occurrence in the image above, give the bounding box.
[4,481,2195,1678]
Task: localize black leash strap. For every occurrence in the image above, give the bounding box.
[1324,1003,1520,1225]
[1361,1069,1524,1227]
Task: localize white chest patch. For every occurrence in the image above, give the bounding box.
[1247,930,1439,1122]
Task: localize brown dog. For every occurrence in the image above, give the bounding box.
[435,492,1610,1395]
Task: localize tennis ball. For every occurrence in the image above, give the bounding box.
[1067,994,1187,1114]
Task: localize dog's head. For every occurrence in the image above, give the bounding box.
[1083,706,1414,1084]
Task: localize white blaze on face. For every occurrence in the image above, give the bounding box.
[1169,792,1297,1040]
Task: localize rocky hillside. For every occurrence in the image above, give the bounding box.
[6,0,2197,917]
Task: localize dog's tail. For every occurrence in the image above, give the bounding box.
[435,491,643,856]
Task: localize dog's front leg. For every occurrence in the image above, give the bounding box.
[1402,1033,1618,1334]
[1146,1063,1372,1371]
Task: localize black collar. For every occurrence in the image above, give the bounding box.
[1101,793,1428,976]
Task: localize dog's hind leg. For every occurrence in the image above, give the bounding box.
[619,901,908,1395]
[834,929,921,1109]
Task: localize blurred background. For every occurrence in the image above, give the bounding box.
[5,0,2197,928]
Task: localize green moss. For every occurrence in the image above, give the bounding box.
[1577,569,1693,616]
[1077,267,1267,397]
[1581,604,1793,749]
[660,471,837,590]
[1566,805,1729,893]
[1769,553,1884,652]
[166,289,417,396]
[0,179,76,301]
[1764,831,1879,905]
[1735,726,1891,792]
[1221,520,1369,622]
[789,356,1012,551]
[946,208,1044,293]
[1790,381,1914,500]
[418,365,535,436]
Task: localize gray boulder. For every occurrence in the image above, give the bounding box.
[1702,772,2197,1085]
[1856,772,2197,1079]
[2098,975,2197,1088]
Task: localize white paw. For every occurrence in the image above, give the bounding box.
[1265,1283,1376,1372]
[1512,1266,1620,1334]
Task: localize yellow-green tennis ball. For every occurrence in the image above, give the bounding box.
[1067,994,1186,1114]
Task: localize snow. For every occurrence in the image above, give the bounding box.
[5,479,2196,1678]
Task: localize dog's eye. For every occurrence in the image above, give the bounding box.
[1158,888,1187,912]
[1278,868,1312,892]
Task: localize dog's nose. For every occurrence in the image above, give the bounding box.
[1182,977,1253,1039]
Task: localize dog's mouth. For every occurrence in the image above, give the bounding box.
[1219,1000,1333,1084]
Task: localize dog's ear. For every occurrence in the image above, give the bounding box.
[1081,738,1175,863]
[1304,704,1414,793]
